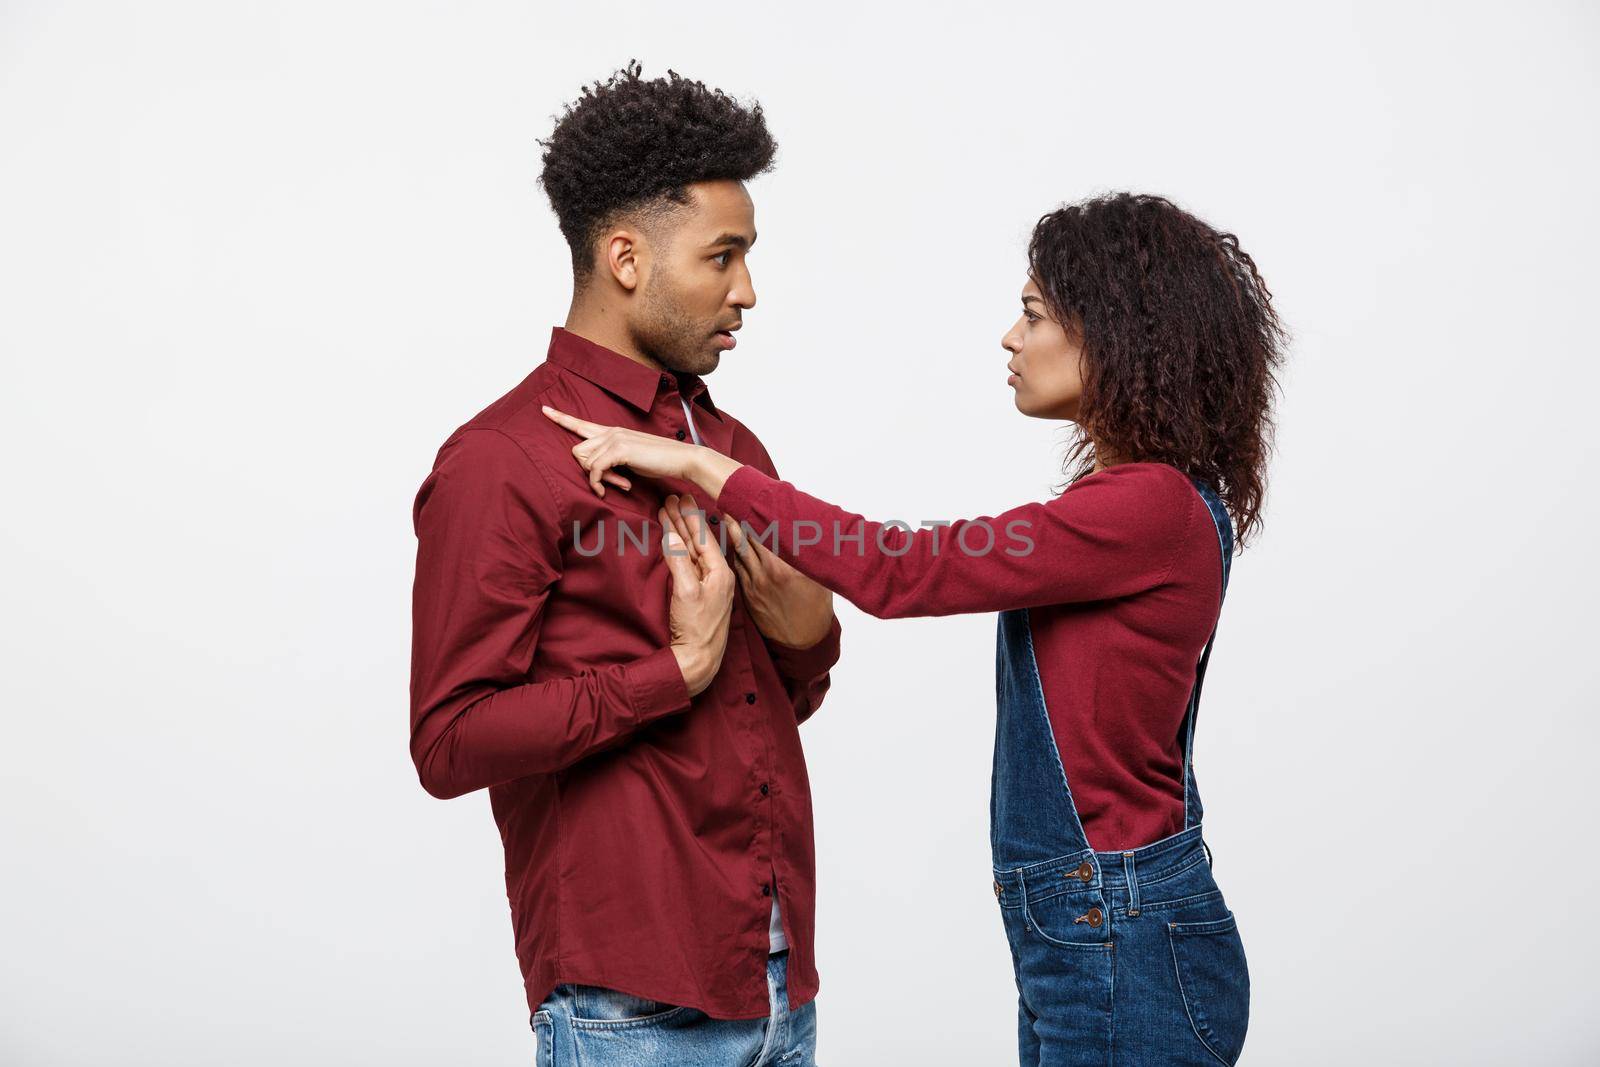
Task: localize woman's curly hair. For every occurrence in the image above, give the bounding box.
[1029,193,1287,548]
[538,61,778,279]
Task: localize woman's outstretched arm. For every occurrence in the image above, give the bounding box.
[540,403,1197,620]
[708,461,1195,619]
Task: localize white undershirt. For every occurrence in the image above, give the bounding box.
[678,395,702,446]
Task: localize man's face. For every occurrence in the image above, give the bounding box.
[1000,275,1087,420]
[627,180,757,376]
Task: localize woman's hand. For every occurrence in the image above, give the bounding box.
[541,404,745,499]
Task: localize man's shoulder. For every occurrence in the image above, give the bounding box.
[434,361,581,466]
[717,407,780,476]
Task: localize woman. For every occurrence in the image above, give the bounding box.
[543,192,1285,1066]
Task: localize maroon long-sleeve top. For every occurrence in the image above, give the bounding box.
[410,327,841,1021]
[714,460,1223,852]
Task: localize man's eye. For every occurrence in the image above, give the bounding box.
[714,252,732,267]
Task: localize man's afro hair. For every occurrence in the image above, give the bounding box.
[538,60,778,278]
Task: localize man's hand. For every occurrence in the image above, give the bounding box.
[662,502,735,696]
[666,493,834,653]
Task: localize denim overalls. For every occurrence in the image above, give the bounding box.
[991,477,1249,1067]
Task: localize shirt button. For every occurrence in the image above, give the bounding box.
[675,429,687,440]
[760,783,770,796]
[708,514,720,525]
[660,374,672,388]
[762,883,772,897]
[745,692,757,704]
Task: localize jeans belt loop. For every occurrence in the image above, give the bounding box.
[1122,850,1141,917]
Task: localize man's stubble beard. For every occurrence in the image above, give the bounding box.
[631,273,720,377]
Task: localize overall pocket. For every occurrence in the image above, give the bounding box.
[1019,886,1113,949]
[1167,913,1250,1065]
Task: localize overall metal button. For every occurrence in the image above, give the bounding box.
[1074,907,1104,928]
[1074,861,1094,882]
[993,880,1003,898]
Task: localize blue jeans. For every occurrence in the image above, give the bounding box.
[995,827,1249,1065]
[531,951,817,1066]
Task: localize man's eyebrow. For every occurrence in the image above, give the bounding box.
[707,232,756,250]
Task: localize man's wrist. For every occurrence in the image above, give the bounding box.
[671,642,716,696]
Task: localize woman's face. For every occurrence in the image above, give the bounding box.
[1000,276,1086,421]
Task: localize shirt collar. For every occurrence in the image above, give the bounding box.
[545,326,722,422]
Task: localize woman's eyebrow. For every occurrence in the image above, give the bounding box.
[1022,295,1043,307]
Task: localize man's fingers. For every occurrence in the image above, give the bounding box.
[540,405,606,440]
[663,496,705,579]
[725,518,758,576]
[670,493,731,575]
[660,509,699,588]
[724,515,747,557]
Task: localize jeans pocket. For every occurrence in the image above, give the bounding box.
[564,984,691,1030]
[1166,913,1250,1065]
[531,1009,554,1067]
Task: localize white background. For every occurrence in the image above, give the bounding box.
[3,2,1598,1064]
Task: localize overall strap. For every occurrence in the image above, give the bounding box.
[991,607,1094,867]
[1181,478,1235,830]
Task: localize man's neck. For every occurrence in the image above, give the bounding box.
[563,299,666,373]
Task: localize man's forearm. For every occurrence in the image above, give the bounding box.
[410,647,690,799]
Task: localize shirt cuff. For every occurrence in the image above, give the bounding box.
[624,646,694,724]
[715,463,778,521]
[765,613,843,684]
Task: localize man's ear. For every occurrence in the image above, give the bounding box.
[601,229,644,292]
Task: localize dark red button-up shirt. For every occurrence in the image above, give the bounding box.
[410,326,842,1020]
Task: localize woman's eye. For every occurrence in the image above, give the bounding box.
[1024,312,1040,324]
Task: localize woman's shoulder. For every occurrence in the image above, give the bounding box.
[1048,461,1202,540]
[1060,460,1198,504]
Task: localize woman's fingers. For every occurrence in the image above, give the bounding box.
[573,437,631,498]
[540,405,606,440]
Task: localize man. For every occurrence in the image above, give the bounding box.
[409,62,840,1065]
